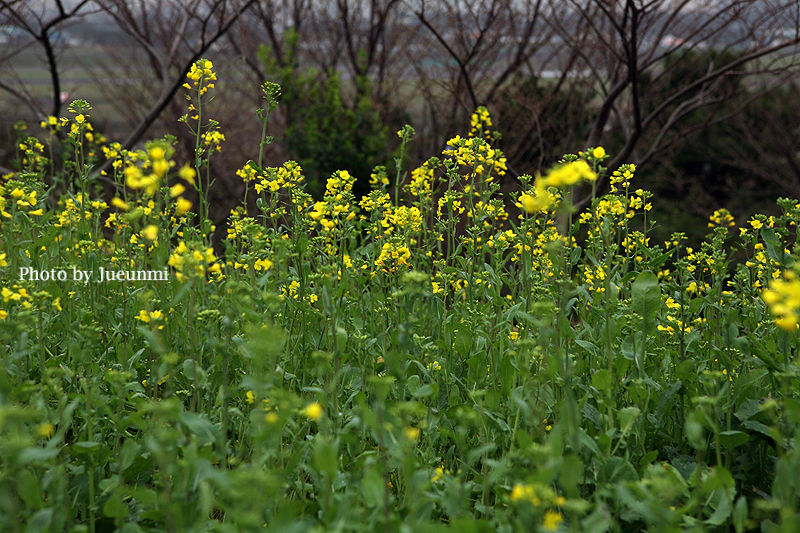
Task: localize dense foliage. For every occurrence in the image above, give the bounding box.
[2,59,800,533]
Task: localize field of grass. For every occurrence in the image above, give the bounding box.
[1,60,800,533]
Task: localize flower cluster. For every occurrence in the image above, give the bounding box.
[745,242,783,289]
[469,106,494,139]
[407,160,436,201]
[443,135,507,180]
[762,270,800,331]
[254,161,305,194]
[708,208,735,228]
[374,241,412,274]
[184,59,216,96]
[168,240,222,282]
[0,182,43,218]
[124,145,171,196]
[307,170,357,244]
[520,159,597,213]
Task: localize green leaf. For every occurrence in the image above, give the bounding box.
[581,506,612,533]
[559,454,583,498]
[760,227,785,265]
[71,441,101,454]
[639,451,658,471]
[360,465,384,508]
[685,411,706,450]
[733,496,748,533]
[734,399,762,422]
[592,369,613,391]
[103,494,129,520]
[412,384,434,399]
[617,407,640,435]
[647,249,674,270]
[718,430,749,450]
[570,245,582,267]
[180,412,220,445]
[631,271,660,336]
[406,375,420,395]
[575,340,602,359]
[18,446,59,464]
[17,470,42,510]
[466,443,496,466]
[313,436,338,478]
[454,328,473,357]
[24,509,53,533]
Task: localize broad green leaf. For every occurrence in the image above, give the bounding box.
[631,271,660,336]
[760,227,785,265]
[617,407,640,435]
[454,328,473,357]
[718,430,749,450]
[103,494,129,520]
[313,436,338,478]
[23,508,53,533]
[17,470,42,510]
[685,411,706,450]
[592,369,613,391]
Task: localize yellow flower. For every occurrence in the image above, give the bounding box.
[510,483,540,505]
[592,146,606,159]
[37,423,56,439]
[142,225,159,241]
[148,146,165,160]
[178,164,196,185]
[175,197,192,215]
[404,427,421,441]
[254,258,273,271]
[170,184,186,197]
[0,310,7,319]
[762,271,800,331]
[431,466,444,482]
[75,114,85,124]
[246,390,256,404]
[542,510,563,531]
[302,402,323,421]
[111,197,130,211]
[28,209,43,215]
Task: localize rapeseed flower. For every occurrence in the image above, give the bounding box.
[37,423,56,439]
[302,402,323,421]
[762,270,800,331]
[542,510,564,531]
[510,483,541,505]
[404,427,421,440]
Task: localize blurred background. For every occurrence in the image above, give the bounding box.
[2,0,800,245]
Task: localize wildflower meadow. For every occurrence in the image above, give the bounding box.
[2,59,800,533]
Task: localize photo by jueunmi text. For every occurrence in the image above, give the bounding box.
[17,267,169,283]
